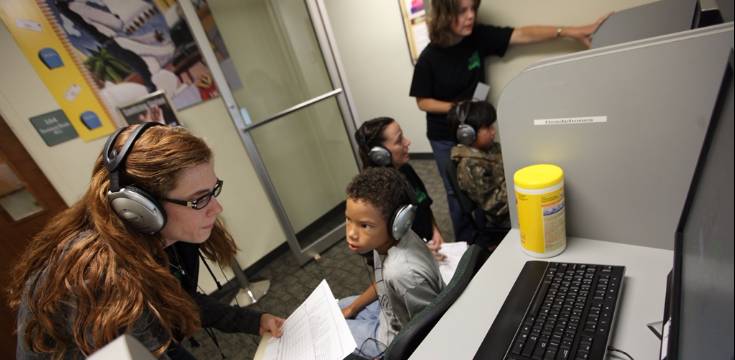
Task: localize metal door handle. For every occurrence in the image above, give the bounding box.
[243,88,343,132]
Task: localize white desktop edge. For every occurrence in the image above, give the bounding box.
[410,229,673,360]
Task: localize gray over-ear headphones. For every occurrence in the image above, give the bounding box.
[388,181,418,240]
[454,101,476,146]
[104,122,167,234]
[368,145,392,167]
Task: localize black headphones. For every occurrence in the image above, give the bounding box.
[103,122,167,234]
[454,101,476,145]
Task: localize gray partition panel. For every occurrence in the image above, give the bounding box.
[717,0,734,22]
[591,0,698,48]
[497,23,733,250]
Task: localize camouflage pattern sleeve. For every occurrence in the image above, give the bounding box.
[455,144,509,226]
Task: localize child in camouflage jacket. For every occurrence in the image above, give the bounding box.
[448,101,510,230]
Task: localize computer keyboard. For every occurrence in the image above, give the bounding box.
[474,261,625,360]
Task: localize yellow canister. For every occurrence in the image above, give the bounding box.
[514,164,566,258]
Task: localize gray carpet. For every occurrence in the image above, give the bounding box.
[184,158,451,359]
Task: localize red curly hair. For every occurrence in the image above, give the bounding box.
[7,125,237,358]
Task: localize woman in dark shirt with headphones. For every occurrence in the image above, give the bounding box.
[355,117,445,256]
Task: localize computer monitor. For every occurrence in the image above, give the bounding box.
[665,49,734,360]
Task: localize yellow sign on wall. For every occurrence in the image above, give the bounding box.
[0,0,116,141]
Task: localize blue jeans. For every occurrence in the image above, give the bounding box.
[338,297,386,358]
[429,139,476,242]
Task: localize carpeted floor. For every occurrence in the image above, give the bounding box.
[184,158,452,359]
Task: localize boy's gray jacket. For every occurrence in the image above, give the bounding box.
[373,230,445,349]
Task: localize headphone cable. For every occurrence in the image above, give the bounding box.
[199,252,223,290]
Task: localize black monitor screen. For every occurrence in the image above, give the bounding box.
[668,50,734,360]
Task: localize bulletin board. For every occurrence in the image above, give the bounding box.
[0,0,117,141]
[1,0,240,143]
[399,0,430,64]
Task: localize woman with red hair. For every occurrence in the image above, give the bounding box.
[9,124,283,359]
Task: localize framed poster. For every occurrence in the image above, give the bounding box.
[36,0,240,111]
[399,0,430,64]
[118,90,180,126]
[2,0,242,133]
[0,0,117,141]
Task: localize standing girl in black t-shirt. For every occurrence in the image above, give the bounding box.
[410,0,609,242]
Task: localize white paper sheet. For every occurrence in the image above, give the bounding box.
[437,241,469,284]
[262,280,356,360]
[472,82,490,101]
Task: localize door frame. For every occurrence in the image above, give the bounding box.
[0,114,68,357]
[180,0,361,265]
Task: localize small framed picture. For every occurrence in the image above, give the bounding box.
[117,90,181,126]
[399,0,430,64]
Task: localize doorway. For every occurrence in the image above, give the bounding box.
[0,115,68,356]
[181,0,360,264]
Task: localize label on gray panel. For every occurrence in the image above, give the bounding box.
[533,116,607,126]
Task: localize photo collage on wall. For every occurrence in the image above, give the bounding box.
[39,0,241,121]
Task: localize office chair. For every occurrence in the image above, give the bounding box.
[373,244,491,360]
[446,160,484,231]
[446,161,508,247]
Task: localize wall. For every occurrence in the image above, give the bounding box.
[479,0,657,104]
[0,22,285,293]
[0,0,672,290]
[322,0,655,150]
[323,0,433,153]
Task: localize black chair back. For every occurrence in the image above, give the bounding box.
[381,244,491,360]
[446,159,483,228]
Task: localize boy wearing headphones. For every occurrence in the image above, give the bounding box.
[449,101,510,244]
[340,167,445,358]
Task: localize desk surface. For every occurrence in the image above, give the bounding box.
[410,229,673,360]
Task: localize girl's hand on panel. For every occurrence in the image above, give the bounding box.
[564,12,613,48]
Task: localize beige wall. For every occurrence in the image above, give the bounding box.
[479,0,656,104]
[0,26,102,204]
[323,0,433,153]
[0,22,285,293]
[323,0,655,151]
[1,0,665,293]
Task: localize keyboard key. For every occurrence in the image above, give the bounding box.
[511,340,526,355]
[530,281,552,316]
[557,347,572,360]
[532,342,548,359]
[522,338,537,357]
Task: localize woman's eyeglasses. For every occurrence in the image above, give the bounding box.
[162,179,223,210]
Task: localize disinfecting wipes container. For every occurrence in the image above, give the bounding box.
[514,164,566,258]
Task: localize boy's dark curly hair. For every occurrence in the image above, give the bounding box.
[346,167,412,224]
